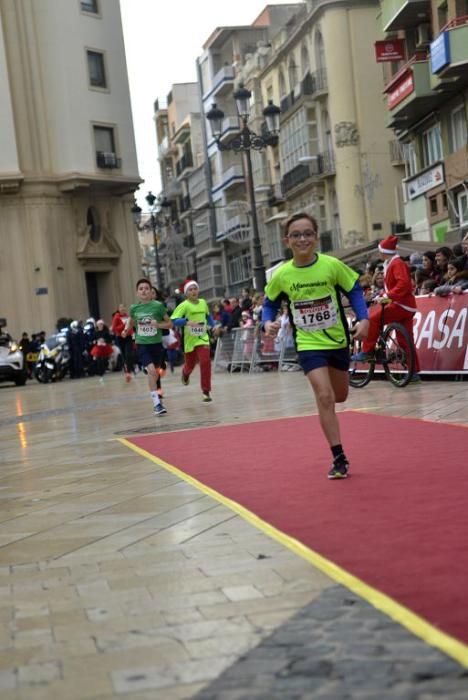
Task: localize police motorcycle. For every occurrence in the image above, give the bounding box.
[34,329,70,383]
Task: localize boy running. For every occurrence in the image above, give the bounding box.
[171,280,216,402]
[263,213,369,480]
[122,278,172,416]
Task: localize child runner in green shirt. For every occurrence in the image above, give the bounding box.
[262,213,369,480]
[122,278,172,416]
[171,281,216,402]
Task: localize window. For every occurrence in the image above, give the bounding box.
[228,250,251,286]
[94,126,120,168]
[280,106,318,175]
[429,197,438,215]
[87,207,101,242]
[422,124,443,166]
[458,191,468,224]
[403,142,417,177]
[81,0,98,13]
[450,105,467,153]
[87,51,106,88]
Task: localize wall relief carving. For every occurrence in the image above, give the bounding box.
[334,121,359,148]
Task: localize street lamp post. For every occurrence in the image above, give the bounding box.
[206,85,280,291]
[131,191,171,291]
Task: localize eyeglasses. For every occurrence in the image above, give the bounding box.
[287,230,317,240]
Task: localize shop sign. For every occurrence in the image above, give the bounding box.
[375,39,406,62]
[406,164,444,200]
[430,32,450,74]
[387,71,414,109]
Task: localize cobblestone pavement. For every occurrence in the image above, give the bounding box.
[195,586,468,700]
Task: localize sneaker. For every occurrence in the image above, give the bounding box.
[181,372,190,386]
[125,372,132,383]
[350,351,375,362]
[328,458,349,480]
[409,373,421,383]
[153,403,167,416]
[202,392,212,402]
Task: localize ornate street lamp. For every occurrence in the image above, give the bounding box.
[131,191,171,290]
[206,84,281,291]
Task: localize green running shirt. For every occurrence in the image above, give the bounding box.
[264,255,358,351]
[171,298,210,353]
[129,300,166,345]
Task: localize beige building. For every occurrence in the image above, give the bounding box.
[0,0,141,339]
[255,0,404,254]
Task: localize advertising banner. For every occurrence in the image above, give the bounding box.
[413,293,468,373]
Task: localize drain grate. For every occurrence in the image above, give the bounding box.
[115,420,220,435]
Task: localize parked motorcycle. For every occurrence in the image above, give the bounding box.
[34,331,70,383]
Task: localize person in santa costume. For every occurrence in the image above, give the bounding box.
[351,234,420,379]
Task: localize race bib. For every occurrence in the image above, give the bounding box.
[292,296,337,331]
[137,322,156,337]
[189,323,206,337]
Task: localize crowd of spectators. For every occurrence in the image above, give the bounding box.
[357,234,468,303]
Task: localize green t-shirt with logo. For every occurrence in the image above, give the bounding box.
[264,255,358,351]
[171,298,210,353]
[129,300,166,345]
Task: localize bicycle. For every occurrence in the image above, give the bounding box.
[348,303,416,388]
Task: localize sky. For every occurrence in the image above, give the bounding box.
[120,0,301,208]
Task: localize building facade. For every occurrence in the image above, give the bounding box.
[0,0,141,338]
[380,0,468,242]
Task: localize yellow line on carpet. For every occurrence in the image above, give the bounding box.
[118,436,468,668]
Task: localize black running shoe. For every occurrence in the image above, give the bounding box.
[328,459,349,480]
[181,372,190,386]
[154,403,167,416]
[202,392,212,402]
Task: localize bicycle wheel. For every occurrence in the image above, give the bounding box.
[348,336,375,388]
[381,322,415,387]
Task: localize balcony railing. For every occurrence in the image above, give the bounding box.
[176,151,194,177]
[203,64,235,101]
[318,151,336,176]
[96,151,121,169]
[389,140,405,164]
[281,163,315,194]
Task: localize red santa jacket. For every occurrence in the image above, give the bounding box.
[383,255,417,312]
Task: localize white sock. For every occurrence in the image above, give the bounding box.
[150,391,160,407]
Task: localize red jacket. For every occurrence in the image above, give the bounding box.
[111,312,130,337]
[383,256,417,312]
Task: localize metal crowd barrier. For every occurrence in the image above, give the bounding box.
[213,326,299,374]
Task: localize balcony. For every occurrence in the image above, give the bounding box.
[96,151,121,169]
[180,194,191,213]
[211,164,244,196]
[318,151,336,176]
[175,151,194,178]
[216,214,251,243]
[203,64,235,101]
[281,163,318,194]
[381,0,431,33]
[214,116,240,147]
[384,57,439,127]
[158,136,176,159]
[430,17,468,87]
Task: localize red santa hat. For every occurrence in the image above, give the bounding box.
[184,280,199,295]
[378,235,399,255]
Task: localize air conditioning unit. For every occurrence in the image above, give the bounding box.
[416,24,431,48]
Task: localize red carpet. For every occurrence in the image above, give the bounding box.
[126,412,468,648]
